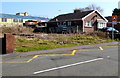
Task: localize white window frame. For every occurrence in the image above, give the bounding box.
[68,21,71,26]
[88,21,92,27]
[98,22,106,29]
[85,21,92,27]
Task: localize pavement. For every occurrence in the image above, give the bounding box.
[1,42,119,76]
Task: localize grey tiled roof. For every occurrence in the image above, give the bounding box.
[0,13,49,21]
[50,10,94,22]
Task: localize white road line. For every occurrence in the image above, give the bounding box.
[33,58,103,75]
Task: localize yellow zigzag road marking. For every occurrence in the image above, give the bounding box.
[1,50,77,63]
[99,47,103,50]
[27,55,39,63]
[27,50,76,63]
[71,50,76,55]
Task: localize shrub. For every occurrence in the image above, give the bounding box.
[1,26,33,34]
[84,31,107,38]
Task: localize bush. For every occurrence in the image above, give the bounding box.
[84,31,107,38]
[1,26,34,34]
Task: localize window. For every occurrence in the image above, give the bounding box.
[57,22,62,26]
[98,22,106,29]
[85,21,92,27]
[85,22,88,26]
[2,18,7,22]
[13,19,18,22]
[63,22,66,26]
[88,21,92,27]
[19,19,23,22]
[68,22,71,26]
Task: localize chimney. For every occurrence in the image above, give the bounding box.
[74,9,81,13]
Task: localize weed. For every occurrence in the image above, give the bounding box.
[15,34,113,52]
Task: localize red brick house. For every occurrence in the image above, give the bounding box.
[47,10,108,33]
[105,16,120,31]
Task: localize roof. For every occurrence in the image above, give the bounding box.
[50,10,108,22]
[97,19,106,23]
[82,10,108,22]
[0,13,49,21]
[50,10,94,22]
[105,16,120,22]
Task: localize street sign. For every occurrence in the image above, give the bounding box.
[112,21,117,24]
[112,15,117,25]
[111,15,117,40]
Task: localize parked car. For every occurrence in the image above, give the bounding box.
[101,27,119,33]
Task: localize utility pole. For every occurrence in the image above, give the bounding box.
[112,24,114,40]
[77,25,79,33]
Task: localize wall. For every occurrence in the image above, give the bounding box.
[0,34,15,54]
[84,27,94,32]
[23,19,28,23]
[83,12,107,32]
[0,18,27,27]
[0,18,45,27]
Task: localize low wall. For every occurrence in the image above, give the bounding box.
[1,34,15,54]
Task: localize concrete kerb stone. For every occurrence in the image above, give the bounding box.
[2,42,119,58]
[2,53,21,59]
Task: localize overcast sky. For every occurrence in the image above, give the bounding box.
[1,0,120,18]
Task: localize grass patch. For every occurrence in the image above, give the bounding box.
[15,34,113,52]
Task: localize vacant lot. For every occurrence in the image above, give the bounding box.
[15,33,113,52]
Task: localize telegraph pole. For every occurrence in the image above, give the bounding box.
[77,25,79,33]
[112,24,114,40]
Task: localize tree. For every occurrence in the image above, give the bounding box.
[112,8,120,15]
[74,4,103,13]
[88,4,103,13]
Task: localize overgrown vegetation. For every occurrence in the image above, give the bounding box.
[1,26,33,34]
[15,33,113,52]
[1,27,116,52]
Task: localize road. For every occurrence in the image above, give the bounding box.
[1,45,118,76]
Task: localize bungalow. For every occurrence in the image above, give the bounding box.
[105,16,120,31]
[47,10,108,33]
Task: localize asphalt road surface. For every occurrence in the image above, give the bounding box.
[1,45,118,76]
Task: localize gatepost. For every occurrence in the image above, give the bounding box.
[3,34,15,54]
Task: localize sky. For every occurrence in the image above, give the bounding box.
[1,1,120,18]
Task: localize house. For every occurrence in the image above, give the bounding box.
[105,16,120,31]
[0,13,49,27]
[47,10,108,33]
[16,12,28,16]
